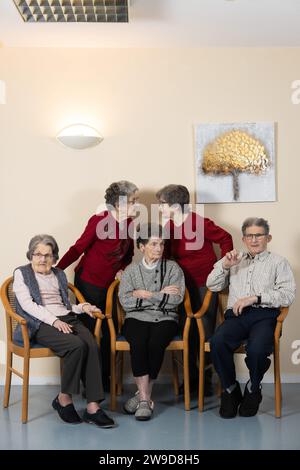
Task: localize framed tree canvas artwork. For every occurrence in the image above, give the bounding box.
[195,122,276,203]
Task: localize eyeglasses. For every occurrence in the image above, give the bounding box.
[128,197,139,205]
[244,233,267,240]
[32,253,53,260]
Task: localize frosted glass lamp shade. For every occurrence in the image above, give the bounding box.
[56,124,103,149]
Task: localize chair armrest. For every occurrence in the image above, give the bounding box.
[274,307,289,342]
[93,314,104,348]
[6,305,27,325]
[193,290,213,319]
[105,279,119,319]
[68,283,86,304]
[93,310,105,320]
[276,306,289,323]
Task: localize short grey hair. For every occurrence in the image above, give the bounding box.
[105,180,138,208]
[26,234,59,262]
[242,217,270,236]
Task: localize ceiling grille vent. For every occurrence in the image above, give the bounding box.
[13,0,129,23]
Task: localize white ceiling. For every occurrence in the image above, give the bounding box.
[1,0,300,48]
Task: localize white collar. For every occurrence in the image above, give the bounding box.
[142,257,159,270]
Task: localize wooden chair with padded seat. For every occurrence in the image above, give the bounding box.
[197,290,289,418]
[0,276,104,423]
[105,279,213,412]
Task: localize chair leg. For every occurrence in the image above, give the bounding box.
[171,351,179,396]
[198,344,205,412]
[110,350,117,411]
[183,349,190,411]
[117,352,123,396]
[3,351,12,408]
[274,348,282,418]
[22,355,30,424]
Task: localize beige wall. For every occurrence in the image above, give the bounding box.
[0,47,299,383]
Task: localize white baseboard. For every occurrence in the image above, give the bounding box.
[1,372,300,386]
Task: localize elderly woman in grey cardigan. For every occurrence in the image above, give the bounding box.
[119,223,185,420]
[13,234,115,428]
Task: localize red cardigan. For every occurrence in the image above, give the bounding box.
[164,212,233,287]
[57,211,134,289]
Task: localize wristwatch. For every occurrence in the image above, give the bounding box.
[256,295,262,305]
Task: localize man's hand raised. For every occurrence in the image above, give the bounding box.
[222,249,242,270]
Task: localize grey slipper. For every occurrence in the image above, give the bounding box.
[135,400,153,421]
[123,391,140,414]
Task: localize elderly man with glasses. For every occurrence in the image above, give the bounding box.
[207,217,296,419]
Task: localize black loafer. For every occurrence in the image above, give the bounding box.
[219,382,243,419]
[52,396,82,424]
[83,408,116,428]
[239,384,262,417]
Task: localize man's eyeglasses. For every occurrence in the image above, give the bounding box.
[32,253,54,260]
[244,233,267,240]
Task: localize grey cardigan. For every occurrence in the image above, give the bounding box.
[118,258,185,323]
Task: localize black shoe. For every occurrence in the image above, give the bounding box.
[219,382,243,419]
[239,383,262,417]
[83,408,116,428]
[52,396,82,424]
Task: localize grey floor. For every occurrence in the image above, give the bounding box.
[0,384,299,450]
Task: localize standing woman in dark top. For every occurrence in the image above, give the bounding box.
[156,184,233,394]
[57,180,139,390]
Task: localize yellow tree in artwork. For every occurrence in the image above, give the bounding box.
[201,130,270,201]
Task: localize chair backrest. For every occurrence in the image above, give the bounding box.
[0,277,17,345]
[7,280,15,310]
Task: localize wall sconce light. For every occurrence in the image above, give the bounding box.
[56,124,103,150]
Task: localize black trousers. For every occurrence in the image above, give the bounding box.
[210,306,279,392]
[123,318,178,380]
[74,273,113,386]
[179,285,218,381]
[35,313,104,403]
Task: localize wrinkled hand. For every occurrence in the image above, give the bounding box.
[160,285,180,295]
[232,296,258,316]
[53,319,73,334]
[132,289,153,299]
[222,249,242,269]
[115,270,124,281]
[82,304,102,318]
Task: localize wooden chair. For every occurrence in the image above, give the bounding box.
[105,279,212,412]
[197,290,289,418]
[0,276,104,423]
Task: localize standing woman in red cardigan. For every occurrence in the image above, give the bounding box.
[57,180,139,390]
[156,184,233,395]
